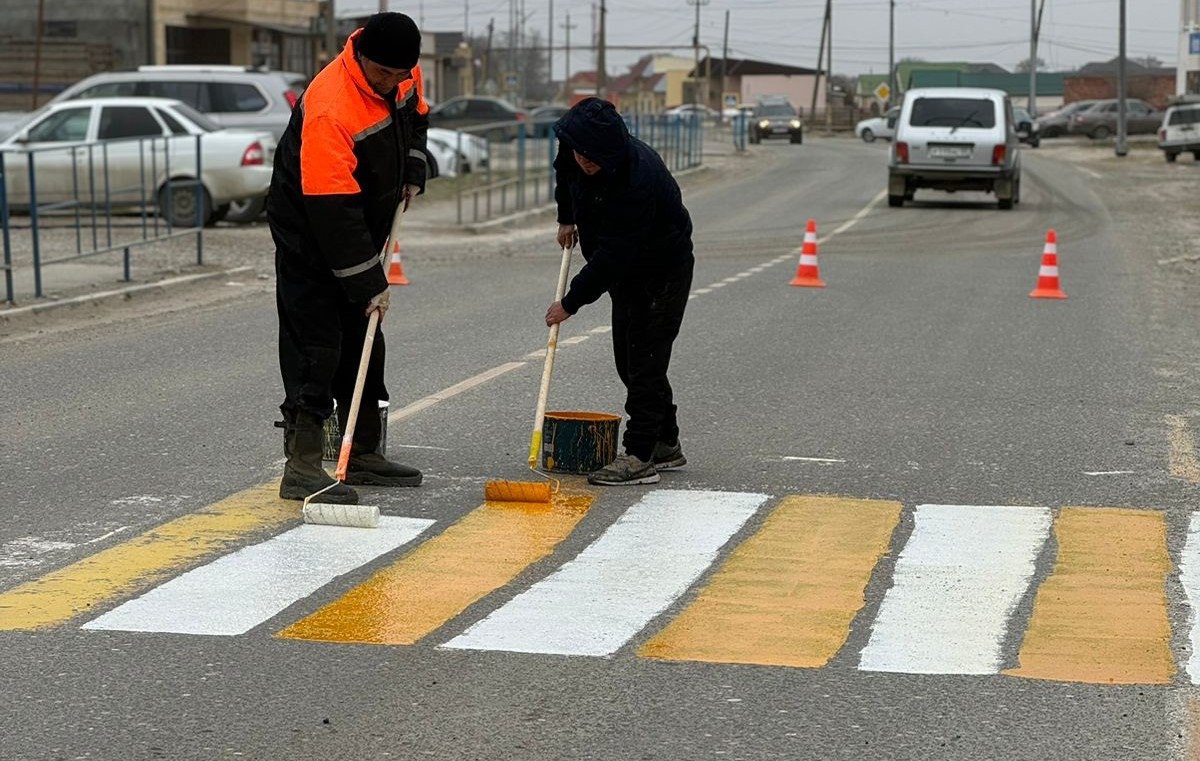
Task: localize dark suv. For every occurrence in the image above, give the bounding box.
[428,96,527,140]
[749,100,803,144]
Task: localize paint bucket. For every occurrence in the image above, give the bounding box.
[323,400,390,461]
[541,411,621,474]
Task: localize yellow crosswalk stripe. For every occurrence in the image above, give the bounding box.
[0,483,295,630]
[1005,507,1174,685]
[638,495,901,668]
[278,491,594,645]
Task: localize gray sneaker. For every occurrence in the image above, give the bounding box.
[588,453,661,486]
[652,441,687,470]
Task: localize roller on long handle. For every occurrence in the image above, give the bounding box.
[483,245,573,504]
[302,298,383,527]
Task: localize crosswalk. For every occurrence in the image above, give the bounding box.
[0,486,1195,686]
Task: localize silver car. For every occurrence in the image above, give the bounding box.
[888,87,1021,210]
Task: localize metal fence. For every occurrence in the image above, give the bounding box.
[1,135,206,304]
[453,114,705,225]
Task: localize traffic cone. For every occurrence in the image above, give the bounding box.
[1029,229,1066,300]
[789,219,826,288]
[386,240,410,286]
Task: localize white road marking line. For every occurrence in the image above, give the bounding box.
[709,282,728,289]
[1179,512,1200,684]
[390,362,526,422]
[589,325,613,334]
[443,489,769,656]
[858,504,1051,675]
[1167,414,1200,483]
[821,190,887,243]
[393,444,452,452]
[561,336,590,345]
[722,276,742,283]
[688,294,698,300]
[693,288,713,295]
[85,527,132,544]
[0,537,78,568]
[82,517,435,636]
[1081,167,1103,179]
[1082,470,1136,476]
[781,456,846,463]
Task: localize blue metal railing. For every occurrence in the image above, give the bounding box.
[1,134,205,303]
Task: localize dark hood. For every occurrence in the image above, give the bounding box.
[553,97,630,172]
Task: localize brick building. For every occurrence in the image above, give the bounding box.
[1064,59,1177,109]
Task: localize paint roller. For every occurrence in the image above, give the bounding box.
[483,245,573,504]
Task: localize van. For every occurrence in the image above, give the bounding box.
[1157,101,1200,163]
[888,87,1021,210]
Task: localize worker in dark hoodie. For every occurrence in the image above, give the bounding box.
[544,97,695,486]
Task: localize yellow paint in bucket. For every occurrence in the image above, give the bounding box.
[541,411,620,474]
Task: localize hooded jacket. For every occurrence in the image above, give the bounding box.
[553,98,694,314]
[268,28,431,302]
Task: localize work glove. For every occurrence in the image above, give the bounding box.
[366,287,391,319]
[402,183,420,212]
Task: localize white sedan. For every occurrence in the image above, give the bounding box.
[426,127,489,178]
[855,106,900,143]
[0,96,274,226]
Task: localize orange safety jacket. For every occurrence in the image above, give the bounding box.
[267,27,431,302]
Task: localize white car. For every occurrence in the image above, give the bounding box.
[1157,101,1200,163]
[0,96,274,226]
[426,127,489,177]
[855,107,899,143]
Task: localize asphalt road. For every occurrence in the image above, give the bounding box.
[2,137,1199,760]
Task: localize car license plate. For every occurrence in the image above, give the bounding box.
[772,126,788,133]
[928,144,972,159]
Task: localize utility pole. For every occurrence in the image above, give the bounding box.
[1116,0,1128,156]
[721,9,730,122]
[597,0,607,97]
[32,0,44,109]
[824,0,833,130]
[379,0,386,11]
[484,18,494,91]
[562,12,576,98]
[548,0,553,88]
[888,0,895,108]
[324,0,337,67]
[687,0,710,109]
[810,0,829,121]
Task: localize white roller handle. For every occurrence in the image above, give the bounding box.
[528,246,574,468]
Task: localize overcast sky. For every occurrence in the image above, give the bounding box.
[342,0,1182,78]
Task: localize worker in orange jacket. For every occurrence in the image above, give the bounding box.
[268,12,432,505]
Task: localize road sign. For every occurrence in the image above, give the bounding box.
[723,92,739,108]
[874,82,891,103]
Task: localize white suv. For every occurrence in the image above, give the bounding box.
[888,87,1021,210]
[1157,101,1200,163]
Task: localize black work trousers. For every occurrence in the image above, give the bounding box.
[276,254,388,423]
[609,259,694,461]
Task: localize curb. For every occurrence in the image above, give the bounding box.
[0,266,256,321]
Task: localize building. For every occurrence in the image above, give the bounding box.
[1180,0,1200,94]
[1064,59,1177,109]
[697,57,825,115]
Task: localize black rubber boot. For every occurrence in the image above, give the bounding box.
[279,410,359,503]
[340,402,422,487]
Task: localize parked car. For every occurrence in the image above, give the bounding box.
[529,104,569,138]
[1033,100,1095,138]
[1157,101,1200,162]
[1067,98,1161,139]
[855,107,900,142]
[428,96,527,140]
[426,127,489,176]
[1013,106,1040,148]
[662,104,719,121]
[749,101,803,144]
[0,97,275,226]
[35,65,305,222]
[888,87,1021,210]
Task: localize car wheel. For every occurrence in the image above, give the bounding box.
[861,128,875,143]
[888,194,904,208]
[1192,151,1200,161]
[1091,126,1111,140]
[220,196,266,225]
[158,181,213,227]
[1166,151,1179,163]
[1029,138,1040,149]
[790,132,803,144]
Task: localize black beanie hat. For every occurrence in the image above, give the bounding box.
[357,12,421,69]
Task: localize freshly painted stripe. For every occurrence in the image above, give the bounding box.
[444,490,768,656]
[781,456,846,463]
[710,282,727,289]
[1006,507,1173,685]
[279,492,594,645]
[0,483,296,630]
[83,517,434,636]
[1083,470,1137,476]
[1182,513,1200,684]
[639,496,901,668]
[560,336,590,345]
[693,288,713,295]
[858,504,1050,675]
[589,325,613,334]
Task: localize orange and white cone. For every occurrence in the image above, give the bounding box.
[789,218,826,288]
[1029,229,1066,300]
[386,240,410,286]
